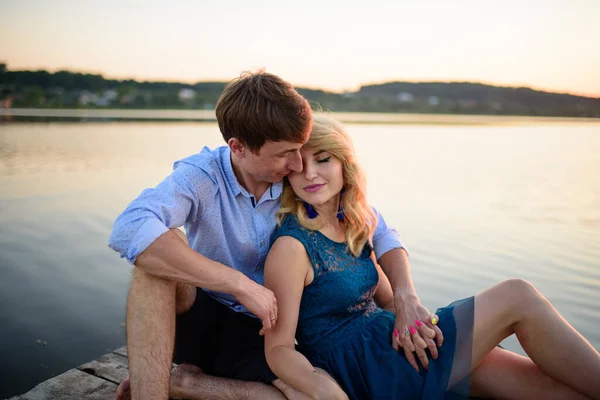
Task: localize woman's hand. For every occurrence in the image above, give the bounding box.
[390,291,444,372]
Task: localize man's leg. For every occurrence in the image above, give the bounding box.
[120,229,303,400]
[119,274,291,400]
[126,266,176,400]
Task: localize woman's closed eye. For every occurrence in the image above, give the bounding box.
[317,156,331,163]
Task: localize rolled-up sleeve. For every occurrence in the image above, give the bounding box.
[108,163,203,264]
[372,206,406,259]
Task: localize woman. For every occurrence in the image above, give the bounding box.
[263,115,600,399]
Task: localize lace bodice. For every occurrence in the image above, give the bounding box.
[272,215,385,355]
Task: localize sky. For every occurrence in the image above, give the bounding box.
[1,0,600,97]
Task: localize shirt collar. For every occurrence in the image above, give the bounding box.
[222,147,242,196]
[268,180,283,200]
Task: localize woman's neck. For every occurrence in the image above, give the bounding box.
[314,196,345,242]
[318,217,346,243]
[312,194,340,220]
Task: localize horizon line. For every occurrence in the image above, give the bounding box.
[4,63,600,100]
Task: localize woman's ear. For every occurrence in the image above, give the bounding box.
[228,138,245,159]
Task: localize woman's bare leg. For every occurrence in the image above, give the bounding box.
[469,347,589,399]
[452,279,600,398]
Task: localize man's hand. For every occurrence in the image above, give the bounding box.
[234,277,278,335]
[390,292,444,372]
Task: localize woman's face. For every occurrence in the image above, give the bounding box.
[288,146,344,208]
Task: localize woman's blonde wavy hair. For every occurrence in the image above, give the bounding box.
[276,114,376,257]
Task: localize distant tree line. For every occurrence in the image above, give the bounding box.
[1,65,599,118]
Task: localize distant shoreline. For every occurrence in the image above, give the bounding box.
[4,68,600,118]
[2,108,600,126]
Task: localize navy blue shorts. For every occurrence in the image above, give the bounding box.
[173,288,276,384]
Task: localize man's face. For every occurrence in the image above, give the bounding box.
[242,139,306,183]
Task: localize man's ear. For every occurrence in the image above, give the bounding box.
[228,138,245,159]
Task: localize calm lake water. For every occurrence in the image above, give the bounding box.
[1,115,599,397]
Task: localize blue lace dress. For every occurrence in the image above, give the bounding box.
[272,215,474,399]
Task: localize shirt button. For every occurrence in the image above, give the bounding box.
[260,241,265,246]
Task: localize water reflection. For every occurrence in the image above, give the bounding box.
[0,120,599,397]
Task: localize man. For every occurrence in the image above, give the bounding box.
[109,71,409,400]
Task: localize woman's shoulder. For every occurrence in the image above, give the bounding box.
[277,213,302,230]
[273,214,310,243]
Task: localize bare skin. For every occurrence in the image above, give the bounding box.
[265,247,595,399]
[117,229,307,400]
[113,133,312,400]
[470,347,591,400]
[458,279,600,399]
[266,239,600,399]
[168,364,332,400]
[267,137,600,398]
[116,363,312,400]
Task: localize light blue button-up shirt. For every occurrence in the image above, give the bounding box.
[109,146,404,316]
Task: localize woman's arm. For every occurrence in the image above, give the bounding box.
[264,236,347,400]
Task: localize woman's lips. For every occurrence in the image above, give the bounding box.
[304,184,324,193]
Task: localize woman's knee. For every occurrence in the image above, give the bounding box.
[500,278,544,312]
[503,278,537,297]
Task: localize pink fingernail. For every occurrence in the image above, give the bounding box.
[409,326,417,335]
[394,329,399,337]
[415,320,422,327]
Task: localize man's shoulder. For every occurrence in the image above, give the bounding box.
[173,146,229,182]
[174,145,227,170]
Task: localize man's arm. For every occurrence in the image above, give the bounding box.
[371,252,394,310]
[371,208,442,372]
[370,207,415,297]
[109,163,278,328]
[377,248,417,303]
[135,229,277,329]
[109,163,241,289]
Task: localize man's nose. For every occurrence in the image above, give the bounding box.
[288,151,303,173]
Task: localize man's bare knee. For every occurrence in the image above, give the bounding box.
[167,229,196,314]
[130,267,176,295]
[176,283,196,314]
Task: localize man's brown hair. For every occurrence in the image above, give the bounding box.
[215,70,312,153]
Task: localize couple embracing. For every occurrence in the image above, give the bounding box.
[110,71,600,400]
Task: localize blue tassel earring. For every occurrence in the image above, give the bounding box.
[302,188,346,221]
[303,202,319,219]
[337,187,346,221]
